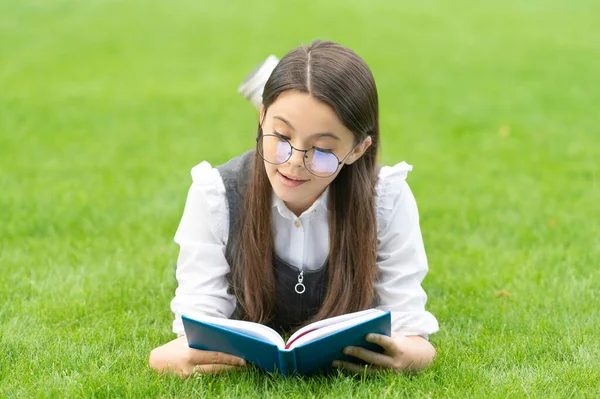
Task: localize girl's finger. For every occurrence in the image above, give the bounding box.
[332,360,381,375]
[189,350,246,367]
[343,346,394,368]
[365,333,400,355]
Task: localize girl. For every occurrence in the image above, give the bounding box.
[149,40,439,377]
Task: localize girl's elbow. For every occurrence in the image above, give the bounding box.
[148,343,173,373]
[408,337,436,372]
[148,347,162,371]
[428,341,437,359]
[419,341,437,371]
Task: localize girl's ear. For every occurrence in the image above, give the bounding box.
[345,135,373,165]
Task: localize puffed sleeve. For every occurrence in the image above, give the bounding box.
[169,161,236,336]
[374,162,439,339]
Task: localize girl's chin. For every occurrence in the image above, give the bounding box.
[272,186,299,202]
[272,184,308,203]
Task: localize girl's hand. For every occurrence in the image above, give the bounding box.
[149,335,246,378]
[332,333,435,374]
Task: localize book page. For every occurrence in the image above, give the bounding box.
[287,309,385,350]
[286,309,383,349]
[187,314,286,349]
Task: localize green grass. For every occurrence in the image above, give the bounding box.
[1,0,599,397]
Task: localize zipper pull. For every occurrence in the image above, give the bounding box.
[294,270,306,294]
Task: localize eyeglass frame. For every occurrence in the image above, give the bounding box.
[255,131,365,178]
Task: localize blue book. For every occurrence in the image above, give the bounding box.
[182,309,392,376]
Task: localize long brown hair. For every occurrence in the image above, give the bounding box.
[233,40,380,326]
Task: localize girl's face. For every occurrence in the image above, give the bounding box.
[259,90,372,216]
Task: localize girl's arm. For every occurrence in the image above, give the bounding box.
[374,171,439,340]
[150,163,243,377]
[170,162,236,336]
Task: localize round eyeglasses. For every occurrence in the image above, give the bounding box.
[256,134,359,178]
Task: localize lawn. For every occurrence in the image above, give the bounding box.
[1,0,599,397]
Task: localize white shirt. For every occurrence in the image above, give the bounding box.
[170,160,439,338]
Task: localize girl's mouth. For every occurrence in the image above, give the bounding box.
[277,171,309,187]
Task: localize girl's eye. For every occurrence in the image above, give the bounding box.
[274,132,290,140]
[314,147,333,154]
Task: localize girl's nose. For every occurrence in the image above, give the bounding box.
[288,147,306,169]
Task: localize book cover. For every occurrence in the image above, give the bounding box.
[182,311,392,376]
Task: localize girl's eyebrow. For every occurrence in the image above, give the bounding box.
[273,115,341,140]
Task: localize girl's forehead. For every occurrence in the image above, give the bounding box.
[267,91,353,141]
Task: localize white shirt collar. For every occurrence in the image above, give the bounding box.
[271,187,329,220]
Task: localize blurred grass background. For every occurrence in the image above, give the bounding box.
[1,0,599,397]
